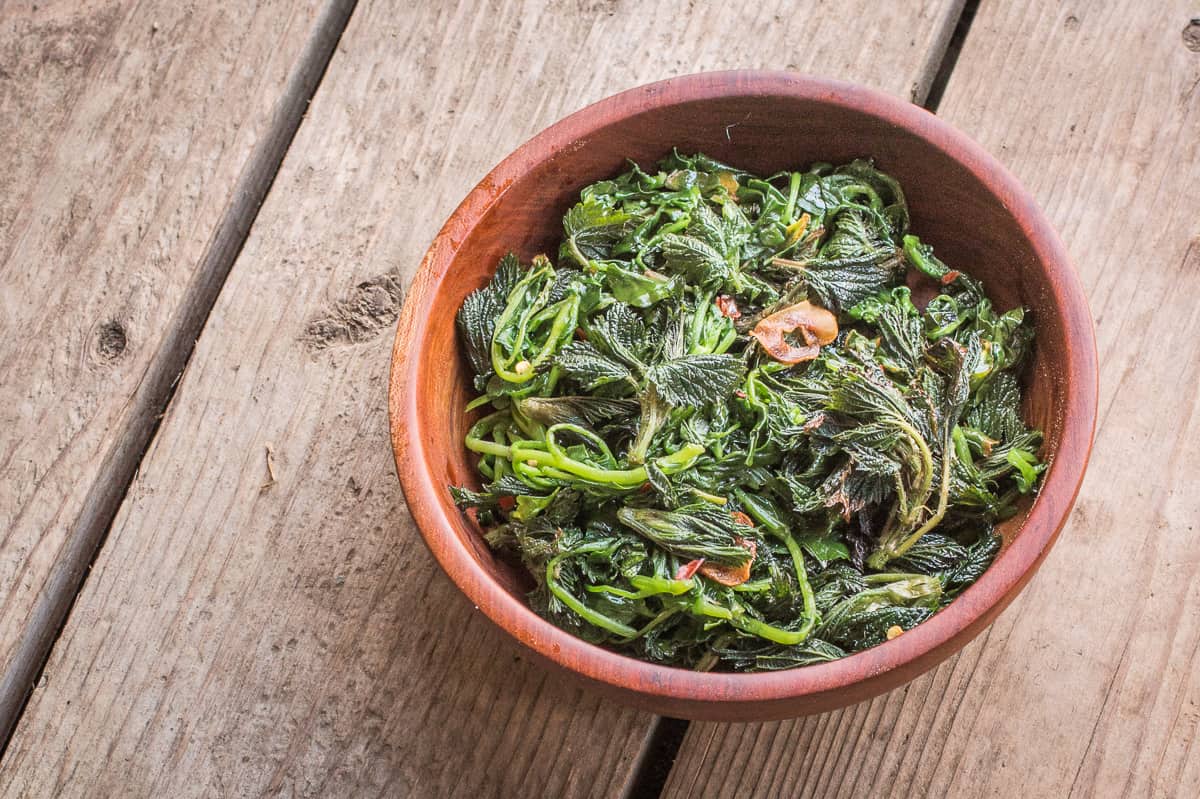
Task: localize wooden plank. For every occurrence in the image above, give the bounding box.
[0,0,355,736]
[663,2,1200,797]
[0,0,967,794]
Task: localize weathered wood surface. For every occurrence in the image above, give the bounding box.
[0,0,966,795]
[663,3,1200,797]
[0,0,343,733]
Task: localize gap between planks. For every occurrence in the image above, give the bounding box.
[621,4,977,793]
[0,0,360,755]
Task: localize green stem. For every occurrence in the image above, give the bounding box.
[777,530,818,643]
[783,171,801,225]
[869,429,954,569]
[692,595,812,646]
[586,575,694,599]
[620,607,681,643]
[893,441,954,558]
[546,556,637,637]
[628,384,669,465]
[510,442,703,489]
[895,418,934,521]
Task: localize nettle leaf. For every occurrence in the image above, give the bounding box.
[456,253,523,384]
[828,366,922,430]
[644,461,680,505]
[824,605,933,651]
[811,562,867,611]
[821,206,893,261]
[556,341,633,390]
[941,532,1001,592]
[563,197,636,264]
[457,288,502,381]
[930,338,972,438]
[491,252,523,298]
[588,302,652,367]
[617,506,754,566]
[594,261,680,307]
[835,159,910,234]
[891,532,967,573]
[876,303,924,373]
[661,233,733,286]
[722,200,753,249]
[803,254,904,311]
[687,201,728,252]
[968,371,1026,442]
[646,354,745,408]
[449,484,504,510]
[516,395,639,427]
[717,639,846,671]
[798,535,850,566]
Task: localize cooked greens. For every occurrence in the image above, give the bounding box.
[450,152,1044,671]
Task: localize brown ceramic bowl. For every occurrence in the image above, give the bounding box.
[389,71,1097,721]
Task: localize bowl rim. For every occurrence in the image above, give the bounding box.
[389,70,1098,711]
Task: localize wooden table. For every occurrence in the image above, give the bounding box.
[1,1,1196,796]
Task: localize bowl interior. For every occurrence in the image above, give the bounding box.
[418,93,1067,599]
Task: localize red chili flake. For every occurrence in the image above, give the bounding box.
[675,559,705,580]
[941,270,961,285]
[699,536,757,587]
[574,327,587,340]
[497,495,516,511]
[730,511,755,528]
[715,295,742,319]
[638,482,653,494]
[734,389,747,399]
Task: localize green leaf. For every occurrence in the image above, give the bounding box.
[646,354,745,407]
[1006,448,1045,493]
[823,605,933,650]
[644,460,680,505]
[594,261,680,307]
[515,395,639,427]
[562,197,636,266]
[556,341,633,390]
[456,253,524,387]
[941,532,1001,592]
[967,371,1025,441]
[891,532,966,573]
[616,506,754,566]
[821,206,893,261]
[587,302,653,368]
[798,535,850,565]
[903,234,954,281]
[687,201,728,252]
[802,253,904,311]
[661,233,732,286]
[716,639,846,671]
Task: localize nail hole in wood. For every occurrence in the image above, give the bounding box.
[1184,19,1200,52]
[96,320,127,361]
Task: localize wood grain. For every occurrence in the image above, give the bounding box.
[0,0,965,795]
[664,2,1200,796]
[0,0,345,735]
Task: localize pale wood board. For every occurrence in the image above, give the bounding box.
[0,0,966,795]
[0,0,330,715]
[664,2,1200,797]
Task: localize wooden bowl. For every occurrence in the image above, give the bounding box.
[389,71,1097,721]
